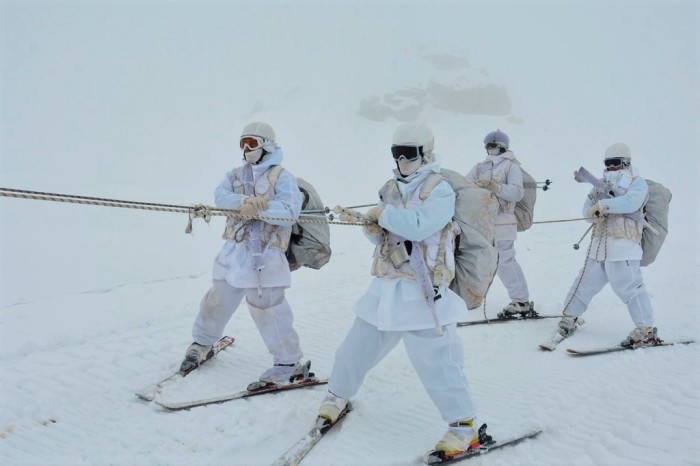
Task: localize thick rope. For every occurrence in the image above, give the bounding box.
[0,187,360,226]
[0,187,587,228]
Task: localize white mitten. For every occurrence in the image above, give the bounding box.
[587,202,608,223]
[244,196,269,212]
[362,223,383,236]
[476,179,500,194]
[364,205,384,223]
[239,202,258,217]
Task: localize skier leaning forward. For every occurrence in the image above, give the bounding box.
[318,122,491,459]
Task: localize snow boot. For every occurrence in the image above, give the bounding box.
[497,301,535,318]
[558,315,582,338]
[434,420,493,458]
[259,362,302,384]
[180,342,213,372]
[621,326,660,348]
[318,392,348,424]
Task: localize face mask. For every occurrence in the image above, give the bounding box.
[397,157,422,177]
[487,148,501,156]
[244,148,264,164]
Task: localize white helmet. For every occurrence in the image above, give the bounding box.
[392,121,434,154]
[483,129,509,149]
[604,142,631,169]
[241,121,275,143]
[604,142,631,161]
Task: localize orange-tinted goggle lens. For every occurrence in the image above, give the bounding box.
[240,136,262,150]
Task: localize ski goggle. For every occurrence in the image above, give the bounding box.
[604,157,626,168]
[485,142,504,150]
[391,145,423,161]
[240,136,263,151]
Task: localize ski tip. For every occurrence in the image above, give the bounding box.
[154,401,185,411]
[134,392,156,402]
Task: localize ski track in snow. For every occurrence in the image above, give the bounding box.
[1,227,698,466]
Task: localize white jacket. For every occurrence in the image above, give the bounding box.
[584,167,648,262]
[353,155,468,331]
[211,148,303,288]
[466,150,524,241]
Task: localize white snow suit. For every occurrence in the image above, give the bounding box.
[328,155,477,424]
[466,151,529,302]
[562,166,654,327]
[191,148,305,365]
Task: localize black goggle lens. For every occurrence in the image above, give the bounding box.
[391,145,422,161]
[605,158,624,167]
[485,142,500,149]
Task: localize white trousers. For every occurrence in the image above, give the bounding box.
[563,259,654,327]
[192,279,303,365]
[328,318,476,424]
[496,240,530,302]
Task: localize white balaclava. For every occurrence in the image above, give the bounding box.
[240,121,276,165]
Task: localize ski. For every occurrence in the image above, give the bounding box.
[156,377,328,411]
[539,332,567,351]
[424,427,542,464]
[270,404,351,466]
[135,335,235,401]
[566,339,695,357]
[458,313,559,327]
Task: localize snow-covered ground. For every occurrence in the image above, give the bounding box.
[1,2,698,465]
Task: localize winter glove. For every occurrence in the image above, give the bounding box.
[476,179,500,194]
[239,196,268,218]
[362,222,384,237]
[239,203,258,217]
[363,205,384,223]
[333,206,363,223]
[244,196,269,211]
[587,202,609,224]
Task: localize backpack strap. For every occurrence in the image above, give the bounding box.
[418,173,453,287]
[267,165,285,188]
[420,173,444,200]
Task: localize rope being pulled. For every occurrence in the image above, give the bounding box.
[0,187,360,234]
[0,187,587,231]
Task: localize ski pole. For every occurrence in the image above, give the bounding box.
[302,203,377,215]
[537,179,552,191]
[573,224,594,250]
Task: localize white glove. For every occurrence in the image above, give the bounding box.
[335,207,363,223]
[363,205,384,223]
[362,223,384,236]
[587,202,609,223]
[476,179,500,194]
[239,196,269,218]
[244,196,269,211]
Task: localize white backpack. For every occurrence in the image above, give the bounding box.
[421,169,499,309]
[514,167,537,232]
[268,166,332,271]
[641,179,671,266]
